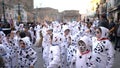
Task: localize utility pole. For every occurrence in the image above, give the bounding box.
[2,0,6,23]
[18,2,21,23]
[2,0,11,36]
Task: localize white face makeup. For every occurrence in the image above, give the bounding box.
[78,40,86,52]
[95,29,102,39]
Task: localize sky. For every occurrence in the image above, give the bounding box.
[34,0,91,14]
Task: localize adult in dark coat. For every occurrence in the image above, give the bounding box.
[114,19,120,51]
[108,18,115,41]
[98,13,109,29]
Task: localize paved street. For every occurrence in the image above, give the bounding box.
[33,46,120,68]
[112,50,120,68]
[33,46,44,68]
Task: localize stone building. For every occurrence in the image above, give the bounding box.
[61,10,81,22]
[0,0,33,22]
[107,0,120,21]
[95,0,120,21]
[33,7,59,22]
[0,0,33,12]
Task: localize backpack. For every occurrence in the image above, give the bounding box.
[117,25,120,37]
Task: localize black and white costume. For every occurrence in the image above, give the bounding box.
[92,27,115,68]
[0,44,11,68]
[47,33,61,68]
[17,37,37,68]
[71,36,93,68]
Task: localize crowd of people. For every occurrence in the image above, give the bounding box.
[0,14,120,68]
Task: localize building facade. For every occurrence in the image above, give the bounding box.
[107,0,120,21]
[95,0,120,21]
[33,7,59,22]
[0,0,33,22]
[61,10,81,22]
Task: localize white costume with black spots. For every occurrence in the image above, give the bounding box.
[71,36,93,68]
[47,33,61,68]
[53,21,62,33]
[42,34,51,67]
[29,27,35,44]
[48,45,60,68]
[42,27,54,67]
[66,36,78,68]
[60,26,71,68]
[17,37,37,68]
[92,27,115,68]
[67,44,77,68]
[18,24,24,31]
[8,38,19,68]
[0,44,11,68]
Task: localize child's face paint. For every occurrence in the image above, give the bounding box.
[78,40,86,52]
[95,29,102,39]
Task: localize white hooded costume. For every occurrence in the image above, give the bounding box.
[28,27,35,44]
[66,35,78,68]
[18,24,24,31]
[71,36,93,68]
[17,37,37,68]
[92,27,115,68]
[47,33,61,68]
[7,30,19,68]
[60,25,71,68]
[0,44,11,68]
[42,27,53,67]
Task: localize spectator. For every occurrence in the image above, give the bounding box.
[108,17,115,42]
[114,19,120,51]
[98,13,109,29]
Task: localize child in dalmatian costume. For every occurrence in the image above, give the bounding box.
[0,31,13,68]
[42,28,53,68]
[92,27,115,68]
[60,25,71,68]
[18,24,24,31]
[66,36,77,68]
[0,42,11,68]
[47,33,61,68]
[6,30,20,68]
[0,31,10,52]
[29,27,35,44]
[17,37,37,68]
[71,36,93,68]
[53,21,62,33]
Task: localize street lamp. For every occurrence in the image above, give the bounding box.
[2,0,11,35]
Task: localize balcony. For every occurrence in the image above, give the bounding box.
[114,0,120,6]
